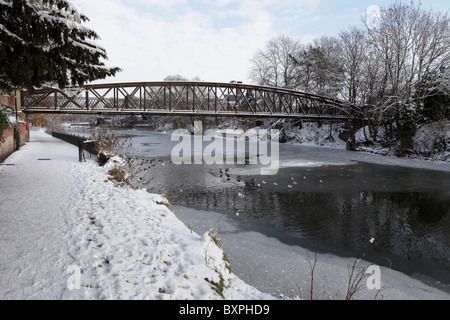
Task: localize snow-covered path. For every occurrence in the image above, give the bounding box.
[0,131,81,299]
[0,129,273,300]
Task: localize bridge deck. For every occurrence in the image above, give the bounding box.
[21,81,360,120]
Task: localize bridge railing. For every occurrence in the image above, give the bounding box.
[22,82,361,120]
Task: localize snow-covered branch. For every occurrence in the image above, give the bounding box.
[0,0,121,92]
[0,23,26,44]
[67,38,107,56]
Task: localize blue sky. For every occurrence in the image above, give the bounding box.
[73,0,449,84]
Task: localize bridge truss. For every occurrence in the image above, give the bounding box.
[21,82,361,120]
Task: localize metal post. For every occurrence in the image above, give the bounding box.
[78,141,83,162]
[14,87,18,122]
[168,85,171,112]
[86,90,89,111]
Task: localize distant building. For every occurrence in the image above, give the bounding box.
[221,81,245,111]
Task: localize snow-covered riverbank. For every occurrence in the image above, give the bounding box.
[0,129,273,300]
[283,120,450,164]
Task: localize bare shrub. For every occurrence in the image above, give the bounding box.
[91,128,132,166]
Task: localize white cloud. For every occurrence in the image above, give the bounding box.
[203,0,237,7]
[364,5,381,30]
[72,0,321,84]
[144,0,187,6]
[300,34,319,44]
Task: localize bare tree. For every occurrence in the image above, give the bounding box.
[363,1,450,150]
[249,34,303,88]
[247,1,449,152]
[290,36,343,97]
[164,74,189,81]
[338,27,390,142]
[310,36,344,97]
[338,27,367,105]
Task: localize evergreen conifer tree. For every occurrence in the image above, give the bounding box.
[0,0,121,93]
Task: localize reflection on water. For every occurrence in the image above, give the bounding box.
[125,155,450,286]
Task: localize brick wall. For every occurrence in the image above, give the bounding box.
[0,95,12,106]
[0,123,29,162]
[0,90,21,109]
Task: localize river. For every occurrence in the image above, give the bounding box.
[72,127,450,298]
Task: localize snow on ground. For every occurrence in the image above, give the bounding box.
[0,129,273,300]
[353,121,449,162]
[174,206,450,300]
[281,120,450,164]
[281,122,347,149]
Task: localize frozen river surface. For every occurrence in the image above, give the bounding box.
[75,128,450,299]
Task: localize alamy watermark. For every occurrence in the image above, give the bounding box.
[170,121,280,175]
[366,265,381,290]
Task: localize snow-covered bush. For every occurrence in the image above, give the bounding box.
[413,120,450,160]
[91,128,132,166]
[104,155,131,186]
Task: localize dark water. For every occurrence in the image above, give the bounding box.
[100,129,450,289]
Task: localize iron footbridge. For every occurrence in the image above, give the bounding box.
[21,81,362,120]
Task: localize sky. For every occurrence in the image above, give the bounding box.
[72,0,449,85]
